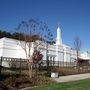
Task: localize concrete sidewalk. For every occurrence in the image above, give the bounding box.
[53,73,90,83]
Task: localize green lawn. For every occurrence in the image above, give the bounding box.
[29,78,90,90]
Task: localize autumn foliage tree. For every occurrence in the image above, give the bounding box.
[32,50,43,75]
[32,50,43,64]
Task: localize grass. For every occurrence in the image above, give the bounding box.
[29,78,90,90]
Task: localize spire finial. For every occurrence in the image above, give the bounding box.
[58,23,60,27]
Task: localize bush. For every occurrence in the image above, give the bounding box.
[2,74,54,89]
[0,81,7,90]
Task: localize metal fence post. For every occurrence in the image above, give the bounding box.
[0,56,2,75]
[19,58,21,75]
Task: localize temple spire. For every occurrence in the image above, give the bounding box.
[56,24,62,45]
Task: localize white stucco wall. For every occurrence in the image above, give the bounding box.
[0,37,78,67]
[0,37,26,59]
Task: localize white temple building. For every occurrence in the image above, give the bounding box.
[0,25,90,67]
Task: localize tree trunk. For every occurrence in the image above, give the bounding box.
[27,59,33,78]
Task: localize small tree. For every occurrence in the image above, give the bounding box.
[16,18,53,78]
[74,36,82,66]
[33,50,43,64]
[32,49,43,75]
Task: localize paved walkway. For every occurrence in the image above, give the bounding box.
[53,73,90,83]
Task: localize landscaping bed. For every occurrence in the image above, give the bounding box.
[1,66,90,89]
[0,71,55,89]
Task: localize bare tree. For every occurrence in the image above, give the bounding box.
[74,36,82,65]
[16,18,53,78]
